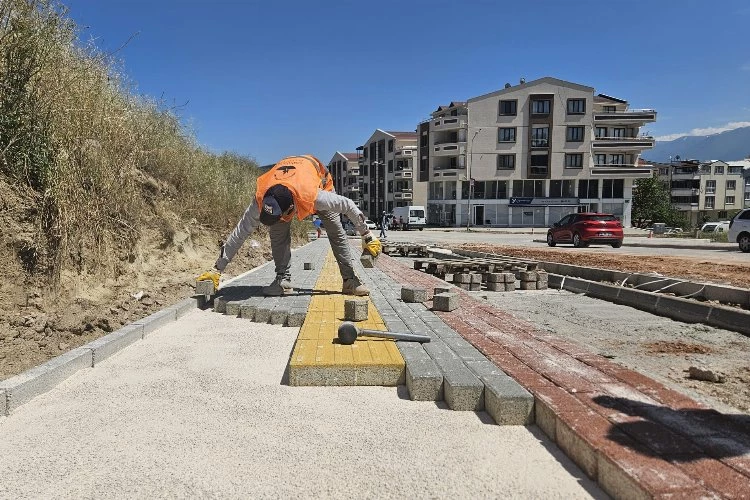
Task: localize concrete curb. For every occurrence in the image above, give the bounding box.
[549,274,750,336]
[530,238,737,251]
[0,297,202,416]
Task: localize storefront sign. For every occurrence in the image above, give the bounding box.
[509,197,579,206]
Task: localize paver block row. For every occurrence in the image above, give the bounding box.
[354,250,533,421]
[373,251,750,493]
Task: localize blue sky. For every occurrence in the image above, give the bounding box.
[64,0,750,165]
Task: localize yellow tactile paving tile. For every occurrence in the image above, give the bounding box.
[288,251,405,386]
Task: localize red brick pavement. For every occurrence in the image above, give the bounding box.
[375,252,750,499]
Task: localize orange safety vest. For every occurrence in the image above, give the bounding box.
[255,155,334,222]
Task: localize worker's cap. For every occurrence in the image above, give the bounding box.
[259,184,294,226]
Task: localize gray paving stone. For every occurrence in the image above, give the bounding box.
[287,309,307,327]
[487,282,504,292]
[0,389,6,416]
[195,280,215,296]
[520,271,538,281]
[465,360,508,378]
[443,365,485,411]
[505,282,516,292]
[405,359,444,401]
[434,286,452,295]
[270,305,288,325]
[520,281,537,290]
[0,347,92,414]
[254,304,273,323]
[172,298,198,319]
[433,293,458,311]
[344,299,369,321]
[483,374,534,425]
[86,323,145,366]
[487,273,504,283]
[303,262,315,270]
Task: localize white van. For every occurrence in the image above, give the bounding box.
[700,221,730,233]
[392,205,426,231]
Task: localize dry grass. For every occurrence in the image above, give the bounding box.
[0,0,292,286]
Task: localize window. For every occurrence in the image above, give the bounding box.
[387,180,393,193]
[498,127,516,142]
[513,180,545,197]
[610,154,625,165]
[595,127,607,138]
[565,153,583,169]
[726,196,735,205]
[388,140,394,152]
[745,192,750,202]
[714,164,724,174]
[497,154,515,170]
[595,154,607,166]
[499,100,517,116]
[531,126,549,147]
[531,99,551,114]
[388,160,393,173]
[578,179,599,198]
[567,99,585,114]
[659,167,669,175]
[705,196,715,209]
[530,153,549,176]
[729,166,742,174]
[473,182,486,200]
[363,164,369,176]
[727,180,736,190]
[604,105,617,113]
[566,126,584,142]
[420,134,428,147]
[497,180,508,199]
[602,179,624,198]
[550,180,575,198]
[420,158,427,172]
[612,128,625,138]
[706,180,716,194]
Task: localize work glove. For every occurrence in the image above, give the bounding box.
[362,232,382,257]
[196,269,221,292]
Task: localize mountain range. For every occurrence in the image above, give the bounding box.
[642,126,750,163]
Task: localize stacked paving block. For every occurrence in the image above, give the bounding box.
[452,273,471,290]
[536,270,548,290]
[519,271,538,290]
[486,272,516,292]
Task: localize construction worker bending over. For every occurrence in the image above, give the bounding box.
[197,155,381,296]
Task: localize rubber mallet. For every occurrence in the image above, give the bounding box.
[337,321,431,345]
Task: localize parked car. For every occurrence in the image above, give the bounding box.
[364,219,377,231]
[728,209,750,253]
[547,213,624,248]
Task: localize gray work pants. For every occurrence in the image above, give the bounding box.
[269,210,357,282]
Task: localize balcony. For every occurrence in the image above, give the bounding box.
[347,185,360,192]
[394,147,417,157]
[671,188,701,196]
[394,192,413,201]
[433,142,466,157]
[394,170,413,179]
[347,168,360,176]
[594,109,657,124]
[591,163,653,178]
[593,136,656,150]
[432,117,467,131]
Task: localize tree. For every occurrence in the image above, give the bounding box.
[632,175,687,228]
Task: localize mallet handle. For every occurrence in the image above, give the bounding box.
[358,328,431,343]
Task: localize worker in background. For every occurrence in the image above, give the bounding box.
[379,211,388,239]
[197,155,381,296]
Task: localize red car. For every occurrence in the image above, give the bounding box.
[547,213,623,248]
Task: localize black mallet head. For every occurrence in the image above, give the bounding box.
[337,322,359,345]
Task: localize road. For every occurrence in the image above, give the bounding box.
[382,228,747,264]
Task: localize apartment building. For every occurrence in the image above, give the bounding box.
[655,159,746,225]
[327,151,362,207]
[356,129,426,218]
[424,77,657,227]
[727,159,750,208]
